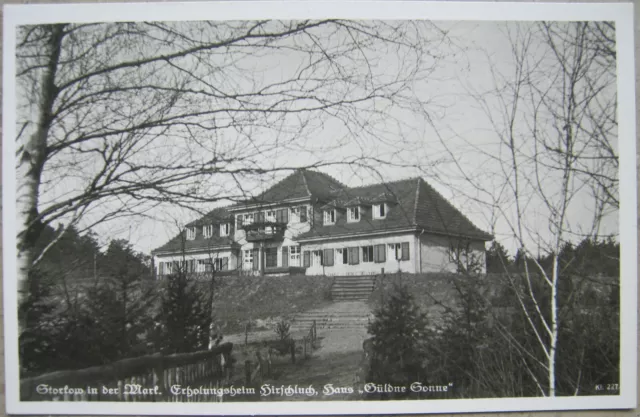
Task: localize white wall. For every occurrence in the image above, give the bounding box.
[419,234,487,273]
[301,233,417,276]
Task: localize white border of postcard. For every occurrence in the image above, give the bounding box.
[3,1,637,415]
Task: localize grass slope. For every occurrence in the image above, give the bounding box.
[203,275,335,334]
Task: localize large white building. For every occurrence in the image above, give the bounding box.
[152,170,492,276]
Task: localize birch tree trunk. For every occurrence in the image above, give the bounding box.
[17,24,65,327]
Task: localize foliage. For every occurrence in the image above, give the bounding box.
[366,283,430,398]
[18,268,59,374]
[153,271,211,354]
[274,319,293,355]
[274,319,291,341]
[379,271,620,398]
[19,234,158,373]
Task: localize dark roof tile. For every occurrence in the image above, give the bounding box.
[297,178,492,241]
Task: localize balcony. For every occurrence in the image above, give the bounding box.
[242,221,286,242]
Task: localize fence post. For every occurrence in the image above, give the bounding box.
[152,356,168,401]
[266,348,272,377]
[256,351,264,381]
[245,360,252,385]
[303,336,307,359]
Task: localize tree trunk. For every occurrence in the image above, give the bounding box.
[16,24,65,330]
[549,254,559,397]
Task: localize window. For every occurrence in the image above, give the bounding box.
[243,250,254,269]
[373,203,387,219]
[186,227,196,240]
[197,259,211,273]
[203,225,214,238]
[266,210,276,223]
[265,248,277,268]
[243,213,254,225]
[362,245,374,263]
[290,207,300,222]
[336,248,348,265]
[389,243,402,260]
[290,246,301,267]
[161,261,174,275]
[347,206,360,222]
[220,223,230,237]
[300,206,308,222]
[312,250,323,266]
[323,209,336,225]
[388,242,410,261]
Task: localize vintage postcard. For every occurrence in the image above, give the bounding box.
[3,1,636,415]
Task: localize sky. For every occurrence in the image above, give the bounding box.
[18,19,620,258]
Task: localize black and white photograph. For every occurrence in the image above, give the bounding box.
[3,1,637,415]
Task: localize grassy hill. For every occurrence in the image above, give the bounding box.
[200,274,335,334]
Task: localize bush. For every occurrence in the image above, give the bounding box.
[274,319,293,355]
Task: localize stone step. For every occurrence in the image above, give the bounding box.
[333,278,375,284]
[331,284,375,290]
[331,290,373,297]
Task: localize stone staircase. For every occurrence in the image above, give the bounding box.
[330,275,376,301]
[289,301,372,332]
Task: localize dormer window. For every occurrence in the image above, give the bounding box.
[373,203,387,219]
[243,213,254,225]
[203,225,214,238]
[347,206,360,222]
[324,209,336,225]
[186,227,196,240]
[220,223,230,237]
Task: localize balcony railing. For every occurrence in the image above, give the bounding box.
[242,221,286,242]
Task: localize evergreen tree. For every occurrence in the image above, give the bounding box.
[366,283,430,398]
[486,241,513,273]
[155,269,210,354]
[18,268,59,374]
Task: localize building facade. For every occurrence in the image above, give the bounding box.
[152,170,493,277]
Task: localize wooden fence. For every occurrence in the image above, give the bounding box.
[20,342,233,402]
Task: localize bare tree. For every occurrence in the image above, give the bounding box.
[15,20,454,321]
[431,21,618,396]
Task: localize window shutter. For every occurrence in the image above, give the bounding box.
[222,257,229,271]
[303,251,311,267]
[401,242,410,260]
[282,246,289,267]
[257,212,265,223]
[237,215,243,227]
[253,248,259,270]
[348,247,360,265]
[159,262,164,275]
[300,206,307,222]
[323,249,334,266]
